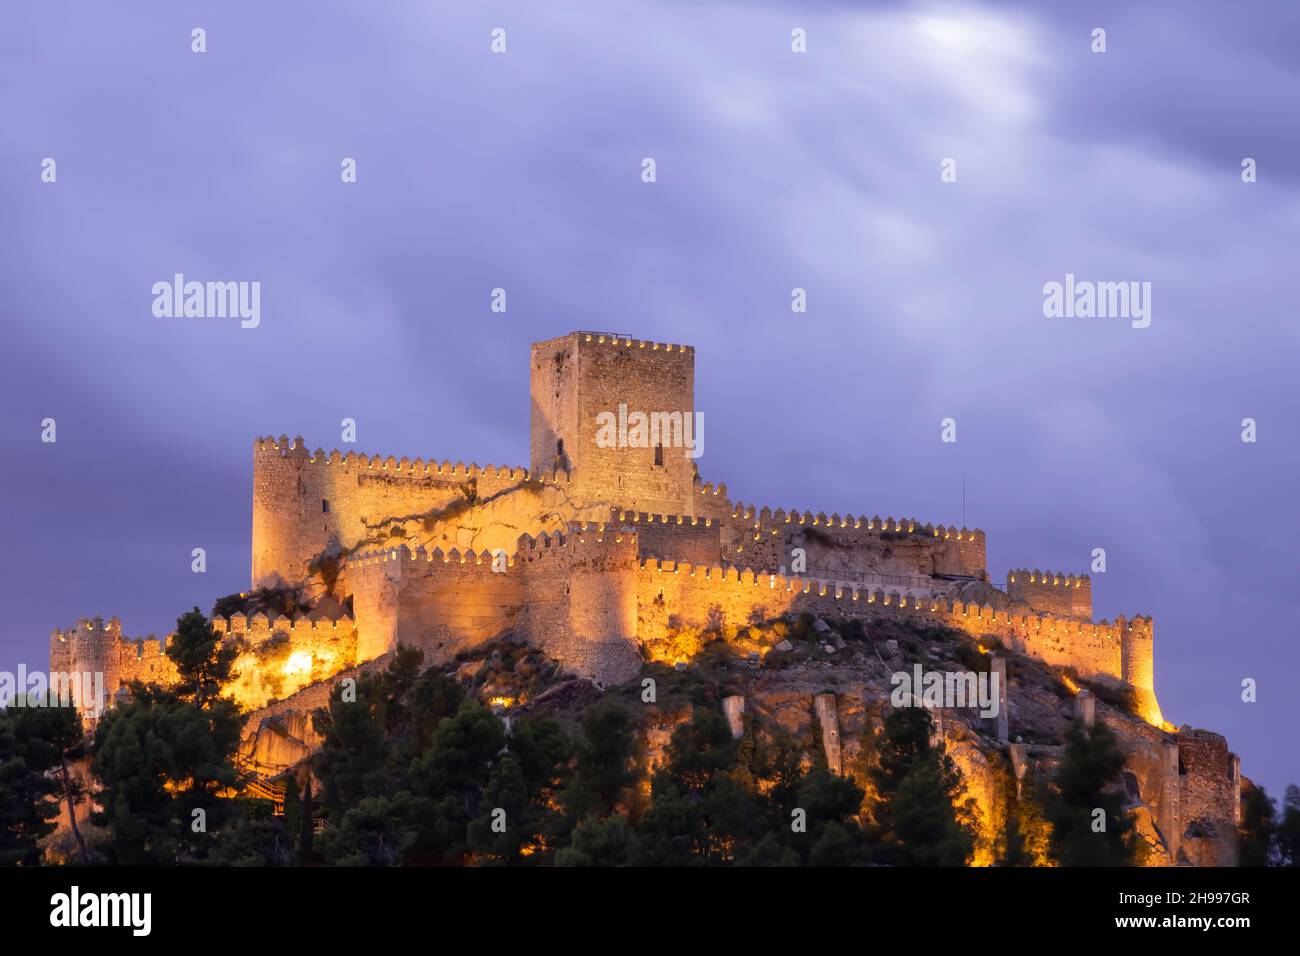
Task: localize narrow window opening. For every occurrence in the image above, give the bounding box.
[654,443,664,467]
[322,498,330,513]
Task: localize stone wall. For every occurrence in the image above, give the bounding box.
[520,528,642,686]
[616,510,721,565]
[1007,570,1092,619]
[251,435,543,588]
[339,527,643,686]
[717,501,987,580]
[239,651,394,776]
[530,332,698,517]
[48,612,361,721]
[1176,729,1240,866]
[344,546,523,666]
[49,617,176,722]
[212,611,358,711]
[636,559,1159,720]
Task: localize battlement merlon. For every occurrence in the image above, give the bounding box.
[1007,568,1093,620]
[711,499,988,580]
[253,435,537,482]
[48,616,177,720]
[49,616,166,661]
[251,434,568,589]
[530,332,698,517]
[210,611,356,639]
[340,524,639,574]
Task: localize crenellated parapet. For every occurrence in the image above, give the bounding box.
[636,559,1159,724]
[573,331,694,354]
[211,609,356,641]
[252,434,571,590]
[209,610,358,711]
[530,332,698,517]
[49,616,176,720]
[711,501,987,581]
[253,434,551,484]
[613,510,715,528]
[612,508,722,565]
[1007,569,1093,620]
[336,526,643,685]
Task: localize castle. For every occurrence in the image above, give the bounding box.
[50,331,1243,864]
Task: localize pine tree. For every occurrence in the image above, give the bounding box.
[167,607,239,707]
[92,609,243,864]
[638,708,765,865]
[570,701,637,816]
[555,813,644,867]
[466,756,534,864]
[1046,719,1144,866]
[866,706,975,866]
[405,702,506,865]
[310,674,391,820]
[0,699,83,865]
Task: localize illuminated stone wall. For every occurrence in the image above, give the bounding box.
[530,332,699,517]
[49,616,176,722]
[1007,570,1092,619]
[635,558,1158,722]
[212,611,357,711]
[339,527,642,685]
[251,435,545,588]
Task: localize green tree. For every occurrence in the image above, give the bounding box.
[555,813,644,867]
[639,708,766,865]
[565,701,636,820]
[91,685,186,865]
[791,766,869,865]
[405,701,506,865]
[1275,784,1300,867]
[1237,783,1275,867]
[1046,719,1144,866]
[467,756,536,864]
[317,790,431,866]
[0,699,84,865]
[168,607,239,707]
[311,674,392,820]
[396,666,465,763]
[92,609,243,864]
[1000,771,1053,867]
[866,707,975,866]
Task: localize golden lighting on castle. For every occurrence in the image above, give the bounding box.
[283,651,313,678]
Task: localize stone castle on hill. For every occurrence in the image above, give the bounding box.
[50,331,1243,865]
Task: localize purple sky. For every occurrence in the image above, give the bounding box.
[3,1,1297,798]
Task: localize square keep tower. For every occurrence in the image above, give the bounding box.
[530,332,698,516]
